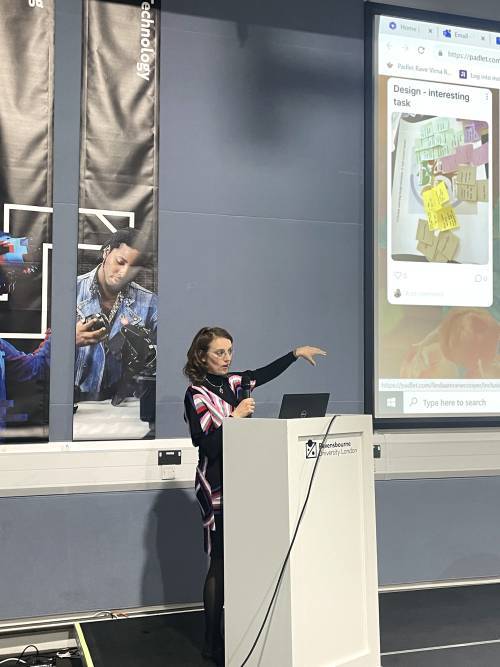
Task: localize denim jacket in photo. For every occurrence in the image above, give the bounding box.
[75,267,158,394]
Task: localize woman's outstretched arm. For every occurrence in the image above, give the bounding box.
[248,346,326,387]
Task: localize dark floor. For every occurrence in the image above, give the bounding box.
[63,584,500,665]
[379,584,500,666]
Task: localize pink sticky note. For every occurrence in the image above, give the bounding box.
[439,154,459,173]
[472,142,488,166]
[455,143,474,164]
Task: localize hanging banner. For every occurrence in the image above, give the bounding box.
[74,0,160,441]
[0,0,54,442]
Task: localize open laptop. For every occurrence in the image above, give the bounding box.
[278,393,330,419]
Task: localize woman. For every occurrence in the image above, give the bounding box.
[183,326,326,665]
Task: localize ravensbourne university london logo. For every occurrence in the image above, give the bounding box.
[305,439,318,459]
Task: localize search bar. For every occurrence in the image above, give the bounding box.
[403,391,500,414]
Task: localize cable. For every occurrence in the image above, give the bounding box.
[240,414,337,666]
[15,646,39,666]
[0,660,27,666]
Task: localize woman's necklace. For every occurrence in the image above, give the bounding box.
[205,375,225,395]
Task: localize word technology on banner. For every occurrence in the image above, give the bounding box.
[74,0,160,442]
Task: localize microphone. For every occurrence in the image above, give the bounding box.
[241,373,252,418]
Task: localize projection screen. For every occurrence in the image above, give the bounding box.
[368,6,500,426]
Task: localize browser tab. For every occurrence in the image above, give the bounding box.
[438,25,491,48]
[379,16,437,40]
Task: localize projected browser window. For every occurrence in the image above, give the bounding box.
[374,15,500,419]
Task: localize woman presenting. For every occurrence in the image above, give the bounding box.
[183,326,326,665]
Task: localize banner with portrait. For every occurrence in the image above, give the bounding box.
[0,1,54,442]
[74,0,160,441]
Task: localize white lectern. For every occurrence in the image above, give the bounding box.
[223,414,380,667]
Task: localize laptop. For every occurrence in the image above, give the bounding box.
[278,393,330,419]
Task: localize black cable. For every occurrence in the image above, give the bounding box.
[240,414,337,666]
[15,646,39,666]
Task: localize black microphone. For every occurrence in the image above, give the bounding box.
[241,373,252,418]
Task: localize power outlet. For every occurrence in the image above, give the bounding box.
[161,465,175,480]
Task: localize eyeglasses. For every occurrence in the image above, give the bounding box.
[209,349,233,359]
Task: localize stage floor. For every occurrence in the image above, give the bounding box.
[74,584,500,666]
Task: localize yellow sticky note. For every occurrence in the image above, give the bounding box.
[423,182,449,214]
[427,210,440,231]
[434,180,450,206]
[436,207,459,232]
[422,188,440,213]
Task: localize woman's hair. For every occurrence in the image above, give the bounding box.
[184,326,233,383]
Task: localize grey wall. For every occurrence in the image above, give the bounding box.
[3,0,500,621]
[155,1,365,435]
[0,488,205,619]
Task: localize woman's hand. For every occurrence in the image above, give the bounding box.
[293,346,327,366]
[232,397,256,418]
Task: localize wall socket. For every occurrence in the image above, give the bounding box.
[161,465,175,480]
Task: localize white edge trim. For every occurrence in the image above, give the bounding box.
[0,437,198,497]
[374,427,500,480]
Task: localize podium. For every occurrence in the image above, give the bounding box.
[223,414,380,667]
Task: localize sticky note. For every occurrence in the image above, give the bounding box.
[456,165,477,185]
[437,231,459,260]
[435,180,450,206]
[417,240,430,255]
[423,188,440,212]
[456,183,478,201]
[455,129,465,146]
[433,146,447,160]
[472,142,488,166]
[422,182,450,214]
[464,125,480,143]
[421,136,436,150]
[456,143,474,164]
[416,219,426,242]
[439,154,459,173]
[427,210,440,231]
[418,149,434,162]
[433,253,448,263]
[435,118,450,133]
[421,122,434,138]
[436,207,459,231]
[476,180,488,201]
[416,219,435,245]
[473,120,488,133]
[419,233,440,261]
